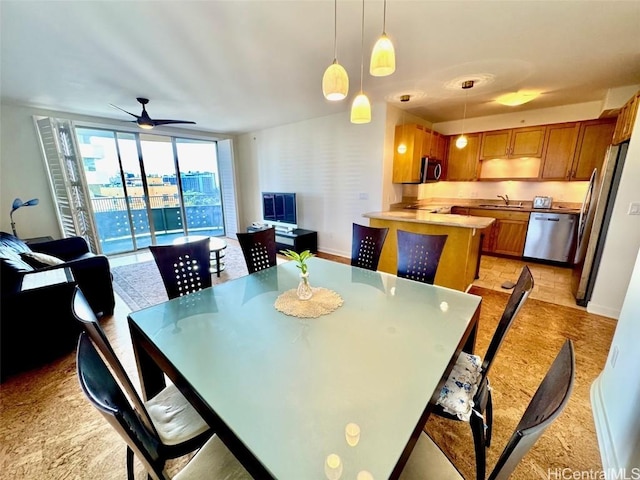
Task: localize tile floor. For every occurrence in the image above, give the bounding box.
[473,255,582,309]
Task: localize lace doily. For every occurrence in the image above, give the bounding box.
[274,287,343,318]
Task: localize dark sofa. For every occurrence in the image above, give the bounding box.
[0,232,115,379]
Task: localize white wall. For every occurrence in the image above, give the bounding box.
[592,247,640,471]
[588,107,640,318]
[235,105,387,257]
[0,102,231,240]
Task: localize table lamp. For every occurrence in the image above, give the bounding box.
[10,197,39,237]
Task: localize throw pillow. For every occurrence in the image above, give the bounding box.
[20,251,65,269]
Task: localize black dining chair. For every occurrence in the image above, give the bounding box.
[149,237,212,299]
[432,265,534,480]
[351,223,389,271]
[76,332,252,480]
[400,339,575,480]
[71,287,212,479]
[396,230,448,285]
[236,228,277,274]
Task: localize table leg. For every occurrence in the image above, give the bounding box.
[128,317,166,401]
[215,251,221,278]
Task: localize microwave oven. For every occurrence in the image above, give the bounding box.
[420,157,442,182]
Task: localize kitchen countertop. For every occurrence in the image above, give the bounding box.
[363,210,496,229]
[395,199,581,215]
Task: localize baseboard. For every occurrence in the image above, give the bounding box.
[586,301,620,319]
[591,374,620,472]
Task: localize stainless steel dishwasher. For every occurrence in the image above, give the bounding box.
[523,212,577,263]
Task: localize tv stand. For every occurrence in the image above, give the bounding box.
[247,226,317,254]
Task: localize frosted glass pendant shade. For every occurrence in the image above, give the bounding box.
[350,93,371,124]
[455,134,468,149]
[322,60,349,101]
[370,34,395,76]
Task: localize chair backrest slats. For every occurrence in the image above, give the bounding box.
[351,224,389,271]
[150,238,212,299]
[237,228,277,274]
[396,230,448,285]
[488,340,575,480]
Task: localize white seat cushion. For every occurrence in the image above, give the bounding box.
[435,352,482,421]
[174,434,253,480]
[145,383,210,446]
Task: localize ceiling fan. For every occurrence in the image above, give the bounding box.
[110,97,196,129]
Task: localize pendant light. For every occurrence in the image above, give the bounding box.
[322,0,349,101]
[351,0,371,124]
[370,0,395,76]
[455,80,474,149]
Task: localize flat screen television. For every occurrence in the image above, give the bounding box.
[262,192,297,228]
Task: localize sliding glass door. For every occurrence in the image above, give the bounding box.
[75,128,223,254]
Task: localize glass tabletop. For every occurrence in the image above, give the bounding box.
[129,258,481,479]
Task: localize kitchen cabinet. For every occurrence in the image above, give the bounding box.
[479,126,546,160]
[425,131,448,161]
[571,118,616,180]
[393,124,427,183]
[539,122,581,180]
[445,133,481,181]
[613,91,639,145]
[466,208,529,256]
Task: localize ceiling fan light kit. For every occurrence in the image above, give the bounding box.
[111,97,196,130]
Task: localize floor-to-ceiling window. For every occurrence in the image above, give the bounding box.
[75,128,223,255]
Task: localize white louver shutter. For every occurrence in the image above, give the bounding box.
[217,139,239,238]
[34,117,101,253]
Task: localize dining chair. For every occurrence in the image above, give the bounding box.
[76,332,252,480]
[71,288,212,479]
[396,230,448,284]
[351,223,389,271]
[433,265,534,480]
[149,237,212,299]
[400,339,575,480]
[236,227,277,274]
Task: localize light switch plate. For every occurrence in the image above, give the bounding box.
[629,202,640,215]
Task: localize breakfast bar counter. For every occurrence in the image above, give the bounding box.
[363,210,495,291]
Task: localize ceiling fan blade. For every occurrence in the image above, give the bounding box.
[152,120,197,126]
[110,103,139,119]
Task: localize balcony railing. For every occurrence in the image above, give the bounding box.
[91,195,224,254]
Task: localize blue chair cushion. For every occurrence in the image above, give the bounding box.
[436,352,482,421]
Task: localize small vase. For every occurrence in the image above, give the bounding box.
[297,272,313,300]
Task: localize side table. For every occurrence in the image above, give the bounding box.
[171,235,227,278]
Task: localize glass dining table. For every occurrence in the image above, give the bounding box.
[128,257,481,480]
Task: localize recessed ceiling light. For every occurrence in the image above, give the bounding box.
[496,91,540,106]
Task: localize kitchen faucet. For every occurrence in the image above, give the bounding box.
[498,194,510,205]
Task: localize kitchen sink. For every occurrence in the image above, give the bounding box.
[477,204,524,209]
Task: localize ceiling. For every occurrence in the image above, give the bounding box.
[1,1,639,135]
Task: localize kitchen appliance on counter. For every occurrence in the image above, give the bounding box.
[573,142,629,306]
[523,212,578,263]
[533,196,553,209]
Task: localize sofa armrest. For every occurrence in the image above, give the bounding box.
[32,237,90,260]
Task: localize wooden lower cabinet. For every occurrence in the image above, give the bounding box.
[466,208,529,257]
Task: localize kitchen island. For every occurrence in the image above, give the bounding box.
[363,210,495,291]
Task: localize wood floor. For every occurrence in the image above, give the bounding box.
[0,252,616,479]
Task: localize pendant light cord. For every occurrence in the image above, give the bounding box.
[360,0,365,92]
[382,0,387,34]
[333,0,338,61]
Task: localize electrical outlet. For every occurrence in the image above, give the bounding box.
[359,192,369,200]
[628,202,640,215]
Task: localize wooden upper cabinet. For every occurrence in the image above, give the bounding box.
[613,91,639,145]
[446,133,481,181]
[422,130,448,160]
[540,123,581,180]
[571,118,616,180]
[393,124,426,183]
[479,126,546,160]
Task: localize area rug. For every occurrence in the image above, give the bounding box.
[111,242,249,311]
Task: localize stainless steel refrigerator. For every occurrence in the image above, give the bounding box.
[572,142,629,306]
